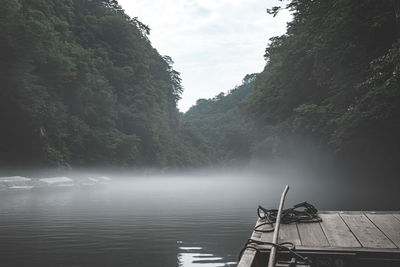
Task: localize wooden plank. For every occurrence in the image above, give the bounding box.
[366,213,400,248]
[320,211,365,214]
[319,213,361,247]
[278,223,301,246]
[237,249,257,267]
[297,222,329,247]
[259,230,274,244]
[258,223,301,246]
[238,212,400,267]
[294,246,400,253]
[319,211,400,214]
[258,221,273,249]
[341,214,396,248]
[237,218,263,267]
[251,219,267,240]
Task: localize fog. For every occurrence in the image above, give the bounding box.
[1,156,399,267]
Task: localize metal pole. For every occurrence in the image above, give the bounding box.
[268,185,289,267]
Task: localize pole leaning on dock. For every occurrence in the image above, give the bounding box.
[268,185,290,267]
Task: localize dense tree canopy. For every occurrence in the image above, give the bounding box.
[247,0,400,174]
[185,0,400,177]
[1,0,399,176]
[0,0,191,167]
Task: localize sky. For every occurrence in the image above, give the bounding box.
[118,0,292,112]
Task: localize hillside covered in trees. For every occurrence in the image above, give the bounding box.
[1,0,399,177]
[0,0,203,167]
[183,74,257,163]
[185,0,400,178]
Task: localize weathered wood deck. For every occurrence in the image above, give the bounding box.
[238,211,400,267]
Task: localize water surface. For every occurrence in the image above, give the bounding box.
[0,164,398,267]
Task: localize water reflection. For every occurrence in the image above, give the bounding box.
[178,246,236,267]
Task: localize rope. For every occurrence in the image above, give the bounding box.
[238,238,310,264]
[238,202,321,265]
[255,201,321,233]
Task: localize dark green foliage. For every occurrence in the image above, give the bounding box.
[245,0,400,175]
[0,0,188,167]
[2,0,399,173]
[185,0,400,176]
[183,74,257,163]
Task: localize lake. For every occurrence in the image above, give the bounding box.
[0,161,398,267]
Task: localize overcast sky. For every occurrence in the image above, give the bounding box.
[118,0,291,112]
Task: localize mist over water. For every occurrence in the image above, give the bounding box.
[0,159,399,267]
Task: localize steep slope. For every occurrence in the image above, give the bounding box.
[245,0,400,176]
[184,0,400,178]
[0,0,185,167]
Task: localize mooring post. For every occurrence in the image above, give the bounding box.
[268,185,289,267]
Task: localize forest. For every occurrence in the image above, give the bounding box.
[186,0,400,179]
[1,0,399,178]
[0,0,201,167]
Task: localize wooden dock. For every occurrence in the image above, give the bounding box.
[238,211,400,267]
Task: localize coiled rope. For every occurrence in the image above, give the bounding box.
[238,202,321,265]
[255,201,321,233]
